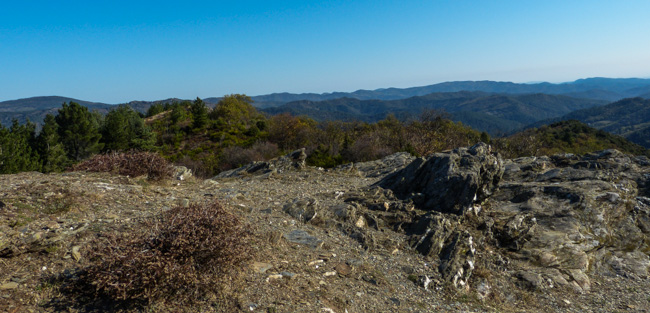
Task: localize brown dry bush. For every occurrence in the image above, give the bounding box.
[71,151,174,180]
[74,201,251,309]
[219,141,279,171]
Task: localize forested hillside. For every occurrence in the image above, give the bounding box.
[0,96,485,176]
[264,92,605,135]
[532,97,650,148]
[494,120,650,158]
[2,95,647,177]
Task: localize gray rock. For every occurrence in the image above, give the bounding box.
[484,149,650,290]
[213,148,307,179]
[71,245,81,261]
[284,230,323,249]
[0,282,18,290]
[357,146,650,293]
[283,198,319,223]
[173,166,192,180]
[377,142,504,215]
[353,152,416,178]
[280,271,297,279]
[409,213,460,257]
[516,270,544,290]
[438,230,475,288]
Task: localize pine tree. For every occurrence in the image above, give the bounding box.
[0,120,41,173]
[102,104,155,151]
[190,97,209,130]
[55,102,104,161]
[37,114,69,172]
[146,103,165,117]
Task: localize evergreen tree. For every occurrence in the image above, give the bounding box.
[190,97,208,130]
[37,114,69,172]
[0,120,41,173]
[102,104,155,151]
[55,102,104,161]
[146,103,165,117]
[169,101,190,125]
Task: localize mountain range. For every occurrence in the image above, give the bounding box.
[2,77,650,146]
[249,77,650,105]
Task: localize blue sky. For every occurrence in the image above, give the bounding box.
[1,1,649,103]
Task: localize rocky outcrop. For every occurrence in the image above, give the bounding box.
[377,142,504,215]
[213,148,307,178]
[344,152,416,177]
[346,146,650,294]
[484,150,650,292]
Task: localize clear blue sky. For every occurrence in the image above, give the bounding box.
[2,0,649,103]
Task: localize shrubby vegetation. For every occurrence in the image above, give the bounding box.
[50,201,251,310]
[1,96,648,176]
[71,151,175,181]
[493,120,650,159]
[147,97,485,176]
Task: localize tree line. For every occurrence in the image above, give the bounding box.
[0,102,154,174]
[0,95,487,176]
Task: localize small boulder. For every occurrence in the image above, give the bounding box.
[283,198,319,223]
[284,230,323,249]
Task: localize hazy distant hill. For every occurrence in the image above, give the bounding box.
[251,77,650,106]
[559,89,624,102]
[0,96,113,126]
[263,92,605,135]
[3,77,650,127]
[0,97,192,127]
[123,98,186,113]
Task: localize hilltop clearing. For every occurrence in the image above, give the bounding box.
[1,146,650,312]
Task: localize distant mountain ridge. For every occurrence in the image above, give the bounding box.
[262,92,606,135]
[250,77,650,105]
[2,77,650,129]
[0,96,114,127]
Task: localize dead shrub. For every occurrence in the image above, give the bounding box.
[71,151,174,180]
[76,201,251,308]
[219,141,279,171]
[344,132,395,162]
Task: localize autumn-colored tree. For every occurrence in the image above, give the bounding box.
[268,113,317,151]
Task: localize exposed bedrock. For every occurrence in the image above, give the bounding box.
[370,146,650,292]
[377,142,504,215]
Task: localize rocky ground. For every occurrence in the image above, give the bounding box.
[1,145,650,312]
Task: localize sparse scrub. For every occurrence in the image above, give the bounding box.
[71,151,174,180]
[55,201,251,310]
[219,141,279,171]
